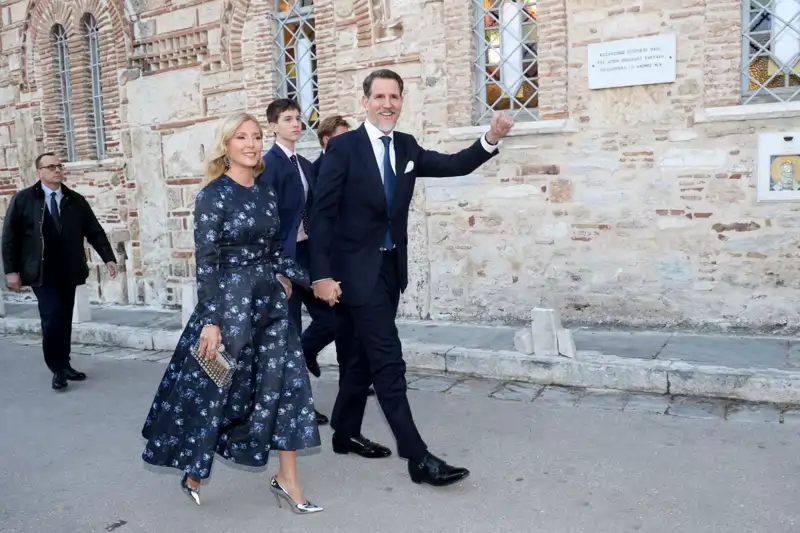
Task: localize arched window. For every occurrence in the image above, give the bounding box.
[52,24,76,161]
[742,0,800,104]
[474,0,539,124]
[274,0,319,142]
[83,14,106,159]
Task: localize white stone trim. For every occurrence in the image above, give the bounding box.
[447,119,577,140]
[694,101,800,124]
[62,158,122,170]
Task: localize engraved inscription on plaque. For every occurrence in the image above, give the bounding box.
[587,34,677,90]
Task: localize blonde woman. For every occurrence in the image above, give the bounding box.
[141,112,322,514]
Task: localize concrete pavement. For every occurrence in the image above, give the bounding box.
[4,300,800,404]
[2,336,800,532]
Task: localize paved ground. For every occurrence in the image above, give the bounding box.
[2,336,800,533]
[5,300,800,370]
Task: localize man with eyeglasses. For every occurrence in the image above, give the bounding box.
[1,152,118,391]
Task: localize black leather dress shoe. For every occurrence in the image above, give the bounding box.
[52,371,68,391]
[306,358,321,378]
[408,453,470,486]
[332,434,392,458]
[64,367,87,381]
[315,409,329,425]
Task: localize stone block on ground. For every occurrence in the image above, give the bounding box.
[514,327,534,354]
[556,328,576,358]
[181,282,196,327]
[72,285,91,323]
[531,308,561,356]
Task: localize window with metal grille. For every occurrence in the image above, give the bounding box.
[742,0,800,104]
[52,24,76,162]
[473,0,538,124]
[273,0,319,143]
[84,14,106,160]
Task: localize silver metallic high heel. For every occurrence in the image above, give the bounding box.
[269,476,323,514]
[180,474,201,506]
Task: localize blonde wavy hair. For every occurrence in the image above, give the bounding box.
[204,112,266,183]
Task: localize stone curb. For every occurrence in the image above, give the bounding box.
[3,317,800,405]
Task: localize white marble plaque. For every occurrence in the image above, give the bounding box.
[588,34,677,90]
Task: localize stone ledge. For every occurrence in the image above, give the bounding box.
[4,317,800,405]
[447,118,578,141]
[694,101,800,124]
[0,317,180,352]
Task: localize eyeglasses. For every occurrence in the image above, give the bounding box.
[38,164,63,171]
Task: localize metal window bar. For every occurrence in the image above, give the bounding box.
[85,15,106,160]
[273,0,320,143]
[53,25,76,162]
[741,0,800,104]
[473,0,539,125]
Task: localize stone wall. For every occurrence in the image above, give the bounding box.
[1,0,800,332]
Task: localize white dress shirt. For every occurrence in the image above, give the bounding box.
[275,141,309,242]
[362,120,500,184]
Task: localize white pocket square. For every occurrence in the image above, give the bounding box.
[404,161,414,173]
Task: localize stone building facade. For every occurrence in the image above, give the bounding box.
[1,0,799,331]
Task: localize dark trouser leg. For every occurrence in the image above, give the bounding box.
[288,281,304,337]
[33,283,76,373]
[330,306,369,433]
[332,251,427,462]
[300,290,338,368]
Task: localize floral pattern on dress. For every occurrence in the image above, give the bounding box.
[141,174,319,480]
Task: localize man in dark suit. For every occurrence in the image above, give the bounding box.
[2,152,118,391]
[304,115,375,398]
[309,69,513,486]
[260,98,331,425]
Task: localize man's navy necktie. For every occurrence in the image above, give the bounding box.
[49,192,61,232]
[290,154,309,234]
[381,136,395,250]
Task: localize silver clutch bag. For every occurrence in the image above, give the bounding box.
[190,341,234,388]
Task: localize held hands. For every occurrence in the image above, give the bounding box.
[107,262,118,280]
[277,274,292,298]
[486,111,514,145]
[198,324,223,360]
[6,273,21,292]
[312,279,342,306]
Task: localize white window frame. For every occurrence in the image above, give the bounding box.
[53,24,77,162]
[473,0,539,125]
[741,0,800,104]
[273,0,320,143]
[84,14,106,160]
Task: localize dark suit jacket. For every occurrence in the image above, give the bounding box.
[311,151,324,180]
[309,124,498,306]
[1,181,116,287]
[259,143,315,260]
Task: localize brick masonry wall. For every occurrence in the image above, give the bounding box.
[2,0,800,332]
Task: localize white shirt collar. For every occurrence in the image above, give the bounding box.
[43,185,62,197]
[363,120,394,144]
[275,140,296,158]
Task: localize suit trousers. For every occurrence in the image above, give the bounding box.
[33,282,77,373]
[288,240,345,370]
[330,249,428,463]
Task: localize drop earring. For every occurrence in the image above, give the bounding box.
[224,156,231,169]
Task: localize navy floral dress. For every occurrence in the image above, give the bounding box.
[141,174,320,480]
